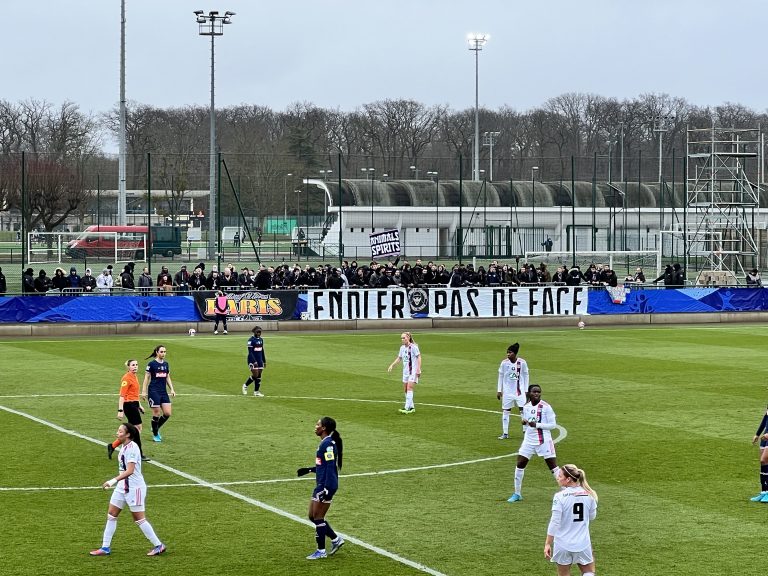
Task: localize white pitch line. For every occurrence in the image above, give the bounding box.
[0,403,448,576]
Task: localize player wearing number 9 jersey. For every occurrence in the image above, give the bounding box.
[544,464,598,576]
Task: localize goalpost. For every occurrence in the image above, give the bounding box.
[523,249,662,279]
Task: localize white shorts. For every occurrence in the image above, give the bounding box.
[402,375,419,385]
[551,546,593,566]
[501,393,526,410]
[518,438,556,459]
[109,485,146,512]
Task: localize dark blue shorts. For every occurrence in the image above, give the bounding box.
[761,436,768,449]
[312,486,336,503]
[248,359,265,370]
[148,388,171,407]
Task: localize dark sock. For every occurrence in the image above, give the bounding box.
[254,377,261,391]
[244,377,253,387]
[324,521,337,541]
[157,414,170,429]
[760,464,768,491]
[151,416,160,436]
[313,519,326,550]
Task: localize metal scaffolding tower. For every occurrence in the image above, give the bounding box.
[685,125,761,282]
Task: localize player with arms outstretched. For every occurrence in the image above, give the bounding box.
[497,342,529,439]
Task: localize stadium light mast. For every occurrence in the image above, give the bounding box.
[194,9,235,259]
[118,0,127,225]
[467,33,489,182]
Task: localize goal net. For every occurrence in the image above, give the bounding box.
[523,250,662,279]
[27,231,145,265]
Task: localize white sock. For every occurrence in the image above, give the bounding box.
[102,514,118,548]
[405,391,414,409]
[514,467,525,495]
[136,518,161,546]
[551,466,560,482]
[502,412,510,434]
[583,573,595,576]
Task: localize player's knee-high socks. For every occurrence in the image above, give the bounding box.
[405,391,414,410]
[157,414,170,429]
[313,519,327,551]
[151,416,160,436]
[102,514,118,548]
[253,377,262,392]
[514,467,525,495]
[324,520,337,541]
[135,518,161,546]
[761,464,768,491]
[502,412,510,435]
[244,377,253,389]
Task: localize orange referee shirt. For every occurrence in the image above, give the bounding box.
[119,372,140,402]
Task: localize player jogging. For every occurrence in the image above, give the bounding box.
[544,464,598,576]
[508,384,560,502]
[387,332,421,414]
[242,326,266,397]
[141,345,176,443]
[107,359,146,460]
[497,342,529,439]
[297,416,345,560]
[89,423,166,557]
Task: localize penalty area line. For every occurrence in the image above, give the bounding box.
[0,403,447,576]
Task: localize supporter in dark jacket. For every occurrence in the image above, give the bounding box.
[436,265,450,285]
[34,269,52,293]
[188,267,205,290]
[22,267,36,294]
[81,268,97,293]
[538,263,552,283]
[138,267,153,293]
[551,266,567,284]
[671,263,685,287]
[173,265,190,293]
[68,267,82,289]
[653,264,674,288]
[0,266,6,294]
[51,268,69,291]
[566,266,586,286]
[121,265,135,290]
[254,267,272,290]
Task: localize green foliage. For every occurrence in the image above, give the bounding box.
[0,326,762,575]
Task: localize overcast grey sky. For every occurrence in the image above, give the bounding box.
[6,0,767,116]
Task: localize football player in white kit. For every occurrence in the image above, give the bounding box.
[90,423,166,557]
[507,384,559,502]
[388,332,421,414]
[496,342,529,439]
[544,464,598,576]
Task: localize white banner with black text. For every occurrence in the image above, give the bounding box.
[305,287,589,320]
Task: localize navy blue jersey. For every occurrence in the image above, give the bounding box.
[315,435,339,491]
[146,360,170,391]
[247,336,266,364]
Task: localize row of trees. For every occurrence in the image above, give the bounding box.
[1,93,766,232]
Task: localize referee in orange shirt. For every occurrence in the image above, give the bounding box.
[107,359,146,459]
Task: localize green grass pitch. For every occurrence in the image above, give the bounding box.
[0,324,763,576]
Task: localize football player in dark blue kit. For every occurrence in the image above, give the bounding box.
[140,345,176,442]
[242,326,267,397]
[297,416,345,560]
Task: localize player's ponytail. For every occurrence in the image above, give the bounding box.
[122,422,139,441]
[562,464,598,503]
[320,416,343,470]
[145,345,164,360]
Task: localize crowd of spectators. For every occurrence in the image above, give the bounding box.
[7,259,680,295]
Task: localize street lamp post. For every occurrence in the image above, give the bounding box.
[467,33,489,182]
[410,165,419,179]
[483,131,500,181]
[283,173,292,233]
[531,166,539,251]
[428,171,439,256]
[194,9,235,260]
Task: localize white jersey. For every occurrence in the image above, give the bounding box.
[116,440,145,492]
[498,357,529,397]
[399,343,421,380]
[547,485,597,552]
[522,400,556,445]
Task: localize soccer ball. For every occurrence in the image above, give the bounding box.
[188,328,196,337]
[577,321,585,330]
